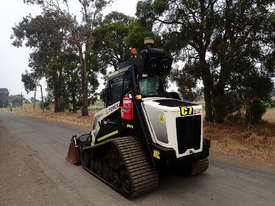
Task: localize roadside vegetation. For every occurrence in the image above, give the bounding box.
[2,102,103,128]
[205,120,275,165]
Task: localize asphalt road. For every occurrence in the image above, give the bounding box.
[0,111,275,206]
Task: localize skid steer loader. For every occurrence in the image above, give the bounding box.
[66,38,210,198]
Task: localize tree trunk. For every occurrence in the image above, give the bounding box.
[54,95,60,112]
[213,82,225,122]
[79,48,89,116]
[213,60,226,122]
[54,96,65,112]
[203,83,214,122]
[200,54,214,122]
[72,86,77,113]
[53,71,65,113]
[59,70,65,112]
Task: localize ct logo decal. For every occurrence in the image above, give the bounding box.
[159,114,165,123]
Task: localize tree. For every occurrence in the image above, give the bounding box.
[61,53,82,112]
[21,0,113,116]
[229,64,273,124]
[0,89,9,108]
[12,10,73,112]
[9,95,25,107]
[136,0,156,30]
[170,63,202,101]
[103,11,135,25]
[93,11,162,72]
[93,22,130,70]
[152,0,274,122]
[152,0,218,121]
[21,71,36,94]
[93,12,135,70]
[208,0,274,122]
[63,0,113,116]
[21,71,39,110]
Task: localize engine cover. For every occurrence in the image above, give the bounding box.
[142,97,203,158]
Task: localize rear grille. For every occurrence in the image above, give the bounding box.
[176,115,201,154]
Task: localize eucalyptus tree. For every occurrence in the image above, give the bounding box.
[151,0,274,122]
[92,12,135,70]
[12,10,73,112]
[21,71,36,94]
[23,0,113,116]
[208,0,274,122]
[150,0,218,121]
[93,11,162,73]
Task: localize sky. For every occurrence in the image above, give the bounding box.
[0,0,139,99]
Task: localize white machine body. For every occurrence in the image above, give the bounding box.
[141,97,203,158]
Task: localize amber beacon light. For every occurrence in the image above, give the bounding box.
[131,48,137,55]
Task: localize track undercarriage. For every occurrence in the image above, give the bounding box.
[67,135,209,198]
[80,136,159,198]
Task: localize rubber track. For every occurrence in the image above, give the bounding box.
[83,136,159,198]
[190,158,209,176]
[112,136,159,198]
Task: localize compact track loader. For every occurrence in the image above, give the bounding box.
[66,38,210,198]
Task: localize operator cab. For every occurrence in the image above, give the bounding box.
[104,37,173,106]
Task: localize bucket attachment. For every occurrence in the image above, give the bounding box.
[66,135,80,165]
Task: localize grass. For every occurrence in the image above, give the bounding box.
[263,107,275,123]
[88,103,104,111]
[3,103,101,128]
[205,121,275,164]
[204,104,275,164]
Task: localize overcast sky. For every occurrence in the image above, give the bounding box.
[0,0,139,99]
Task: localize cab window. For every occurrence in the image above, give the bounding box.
[138,75,164,97]
[106,72,131,106]
[107,76,123,106]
